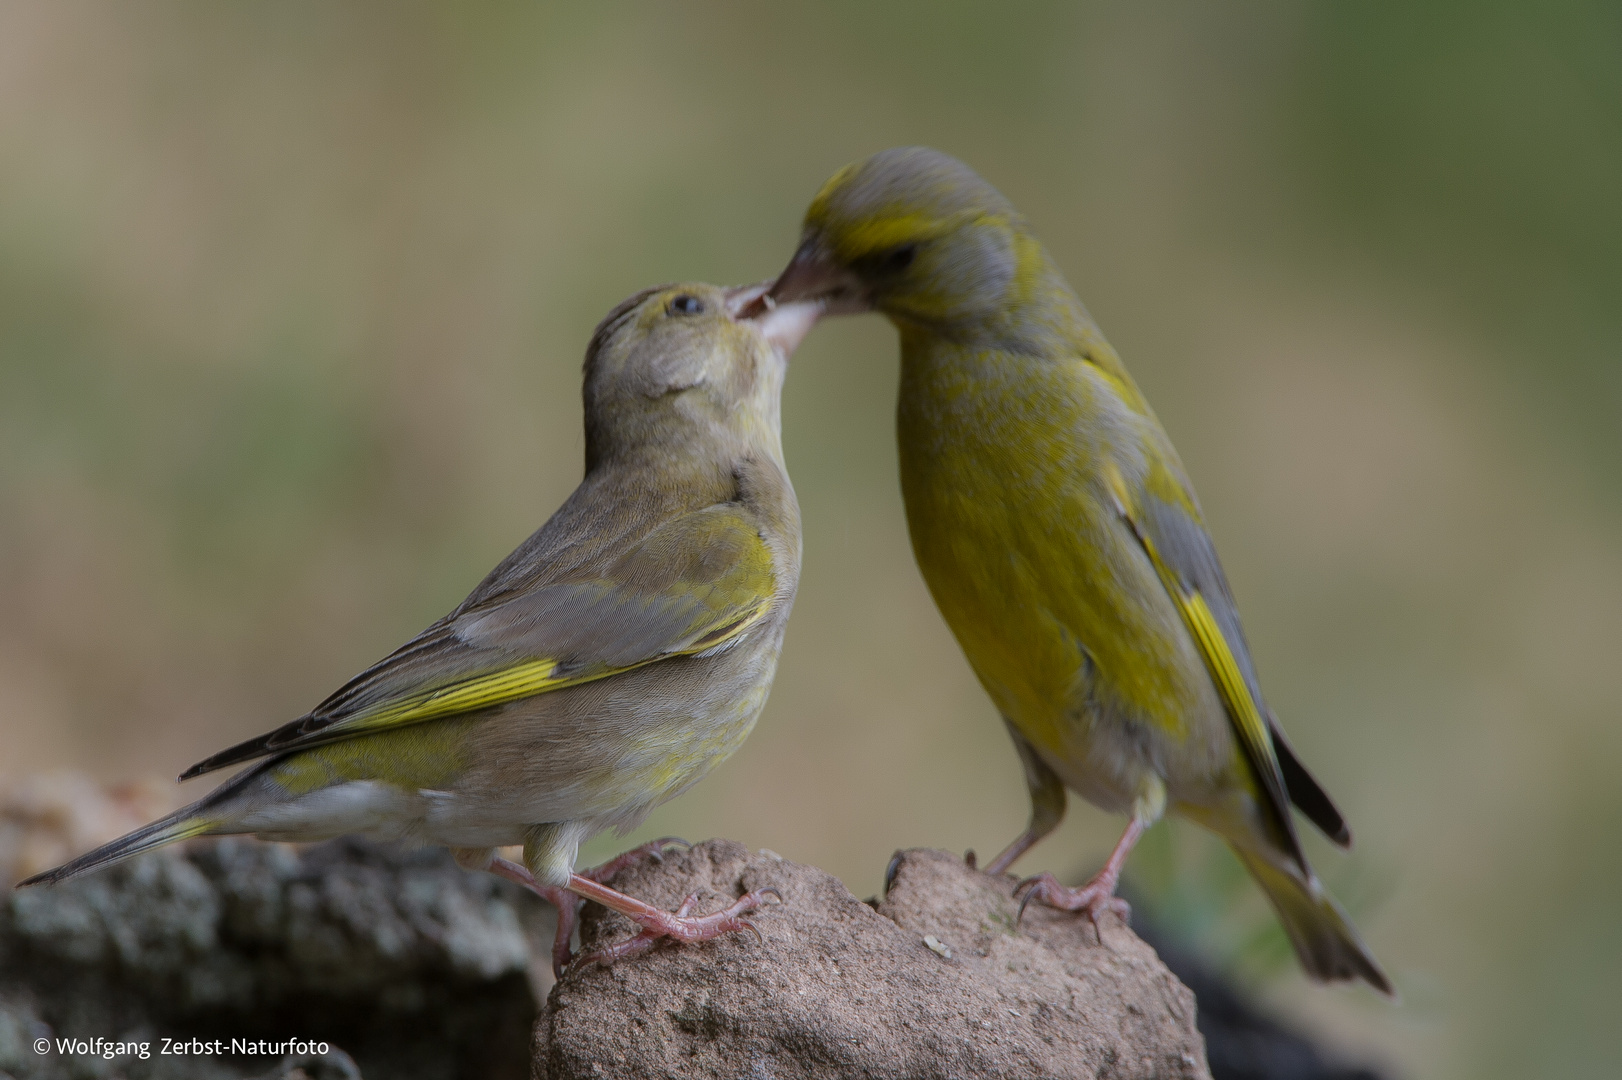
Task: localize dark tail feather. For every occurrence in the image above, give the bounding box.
[14,762,275,888]
[180,730,282,781]
[1234,846,1394,998]
[1268,716,1352,848]
[15,808,216,887]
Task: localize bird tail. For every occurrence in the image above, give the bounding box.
[1233,845,1394,997]
[12,762,276,888]
[15,808,217,887]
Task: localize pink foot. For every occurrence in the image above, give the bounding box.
[1015,870,1131,937]
[542,886,582,978]
[544,839,687,976]
[572,887,781,969]
[485,858,582,977]
[487,853,779,974]
[1012,814,1149,941]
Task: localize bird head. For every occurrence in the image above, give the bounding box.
[764,147,1026,326]
[581,282,819,471]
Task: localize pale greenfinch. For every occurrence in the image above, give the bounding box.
[762,147,1391,994]
[20,282,820,972]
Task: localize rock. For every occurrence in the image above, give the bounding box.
[1,838,549,1080]
[536,841,1211,1080]
[1,773,1220,1080]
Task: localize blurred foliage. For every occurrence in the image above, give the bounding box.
[1294,0,1622,478]
[1,4,1618,1078]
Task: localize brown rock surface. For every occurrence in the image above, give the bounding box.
[536,841,1210,1080]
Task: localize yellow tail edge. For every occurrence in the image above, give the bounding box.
[14,813,216,888]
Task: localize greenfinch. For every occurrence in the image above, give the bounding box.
[20,281,820,972]
[761,147,1391,994]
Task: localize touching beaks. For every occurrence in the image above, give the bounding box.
[733,236,870,323]
[768,237,870,315]
[725,281,823,358]
[723,233,868,355]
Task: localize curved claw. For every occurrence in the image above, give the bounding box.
[884,851,904,897]
[755,887,783,906]
[1014,875,1046,926]
[648,836,692,859]
[1014,870,1130,937]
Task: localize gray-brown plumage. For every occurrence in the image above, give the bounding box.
[20,281,821,969]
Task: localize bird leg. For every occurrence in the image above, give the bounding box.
[984,720,1067,876]
[486,852,777,973]
[569,891,703,969]
[566,874,780,969]
[1015,815,1148,934]
[559,837,693,972]
[478,837,690,976]
[985,820,1054,878]
[485,857,581,977]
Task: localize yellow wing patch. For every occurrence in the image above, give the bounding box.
[342,657,562,733]
[1106,462,1289,812]
[321,596,772,740]
[1180,591,1279,790]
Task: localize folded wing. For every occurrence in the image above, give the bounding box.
[1105,458,1322,873]
[181,505,777,779]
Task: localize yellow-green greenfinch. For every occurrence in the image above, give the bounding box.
[761,147,1391,994]
[20,281,820,972]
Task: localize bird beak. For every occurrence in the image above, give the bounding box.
[726,281,823,360]
[734,236,869,322]
[768,236,870,315]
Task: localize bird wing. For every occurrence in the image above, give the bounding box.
[180,504,778,779]
[1102,459,1308,870]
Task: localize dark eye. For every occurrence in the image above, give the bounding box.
[668,294,706,316]
[882,243,918,273]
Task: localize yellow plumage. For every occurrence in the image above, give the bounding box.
[768,146,1391,995]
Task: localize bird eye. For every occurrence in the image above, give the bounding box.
[667,294,706,316]
[882,244,918,273]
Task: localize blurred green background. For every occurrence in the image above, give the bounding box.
[3,3,1618,1076]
